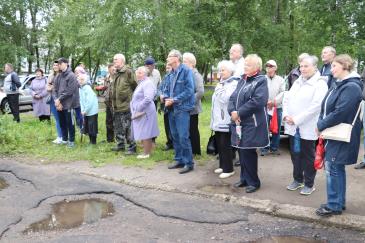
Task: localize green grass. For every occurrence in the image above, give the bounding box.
[0,89,215,168]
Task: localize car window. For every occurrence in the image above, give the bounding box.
[23,77,35,90]
[0,75,5,87]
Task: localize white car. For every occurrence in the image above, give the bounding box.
[0,75,47,114]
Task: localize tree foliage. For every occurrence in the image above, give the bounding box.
[1,0,364,76]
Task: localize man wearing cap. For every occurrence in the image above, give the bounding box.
[260,60,285,156]
[54,57,80,148]
[145,57,161,90]
[110,53,137,154]
[3,63,21,122]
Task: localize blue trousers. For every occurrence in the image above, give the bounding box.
[262,108,282,151]
[58,109,75,142]
[168,110,194,168]
[325,161,346,212]
[50,97,62,138]
[239,149,260,188]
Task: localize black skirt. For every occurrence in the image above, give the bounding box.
[84,114,98,136]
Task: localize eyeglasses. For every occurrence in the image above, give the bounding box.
[167,55,178,58]
[266,65,275,68]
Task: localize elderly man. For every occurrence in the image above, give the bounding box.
[229,43,245,78]
[3,63,21,122]
[183,52,204,156]
[260,60,285,156]
[320,46,336,88]
[110,53,137,154]
[144,57,161,90]
[54,57,80,148]
[163,50,195,174]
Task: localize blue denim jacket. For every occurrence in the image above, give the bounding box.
[163,64,195,112]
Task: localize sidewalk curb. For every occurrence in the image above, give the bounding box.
[66,167,365,232]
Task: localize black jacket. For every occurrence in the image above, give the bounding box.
[54,67,80,110]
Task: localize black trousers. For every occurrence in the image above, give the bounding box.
[289,136,316,188]
[189,114,201,155]
[239,149,260,188]
[215,131,234,173]
[58,109,75,142]
[39,115,50,121]
[163,112,173,147]
[105,106,114,142]
[7,93,20,122]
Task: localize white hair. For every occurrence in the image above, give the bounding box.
[301,55,319,67]
[322,46,336,55]
[218,60,235,75]
[168,49,182,62]
[183,52,197,67]
[136,66,148,76]
[230,43,244,57]
[298,53,310,64]
[114,53,126,63]
[245,54,263,70]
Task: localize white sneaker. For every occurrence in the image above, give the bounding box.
[52,137,63,144]
[137,154,150,159]
[214,168,223,174]
[219,171,235,179]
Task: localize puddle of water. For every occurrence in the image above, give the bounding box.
[249,236,327,243]
[0,177,8,190]
[24,198,115,233]
[198,183,238,194]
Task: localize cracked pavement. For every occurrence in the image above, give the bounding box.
[0,159,365,242]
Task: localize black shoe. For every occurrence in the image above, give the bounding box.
[168,162,185,169]
[163,145,173,151]
[245,185,259,193]
[233,181,247,188]
[111,147,125,152]
[125,149,136,155]
[234,160,240,167]
[316,206,342,217]
[320,203,346,211]
[354,162,365,169]
[179,166,193,174]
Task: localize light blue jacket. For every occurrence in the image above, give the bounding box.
[79,84,98,116]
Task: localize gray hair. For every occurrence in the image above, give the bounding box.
[297,53,310,64]
[136,66,149,76]
[230,43,244,57]
[301,55,319,67]
[114,53,126,63]
[245,54,263,70]
[168,49,182,62]
[217,60,235,75]
[183,52,197,67]
[322,46,336,55]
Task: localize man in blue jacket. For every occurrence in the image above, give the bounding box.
[163,50,195,174]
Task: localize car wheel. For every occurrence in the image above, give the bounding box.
[1,99,11,114]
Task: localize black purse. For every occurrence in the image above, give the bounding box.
[206,131,218,155]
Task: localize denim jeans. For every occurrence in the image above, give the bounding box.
[168,110,193,167]
[262,108,282,151]
[50,97,62,138]
[325,160,346,212]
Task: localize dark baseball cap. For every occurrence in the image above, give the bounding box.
[144,57,155,65]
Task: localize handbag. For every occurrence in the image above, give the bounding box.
[314,138,325,170]
[269,102,278,134]
[206,131,218,155]
[320,101,362,143]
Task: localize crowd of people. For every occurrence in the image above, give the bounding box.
[3,43,365,218]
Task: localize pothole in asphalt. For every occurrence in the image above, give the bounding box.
[249,236,327,243]
[198,183,238,194]
[23,198,115,234]
[0,177,8,190]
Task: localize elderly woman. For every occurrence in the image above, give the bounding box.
[131,66,160,159]
[30,68,50,121]
[315,55,363,216]
[183,52,204,156]
[282,55,328,195]
[228,54,269,193]
[47,61,63,143]
[211,60,239,179]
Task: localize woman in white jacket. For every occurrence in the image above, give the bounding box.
[210,60,239,179]
[282,55,328,195]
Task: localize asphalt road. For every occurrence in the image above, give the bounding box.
[0,159,365,243]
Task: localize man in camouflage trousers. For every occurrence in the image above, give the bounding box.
[110,53,137,154]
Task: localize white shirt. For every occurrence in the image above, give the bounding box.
[150,69,161,89]
[231,57,245,78]
[266,74,285,109]
[282,71,328,140]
